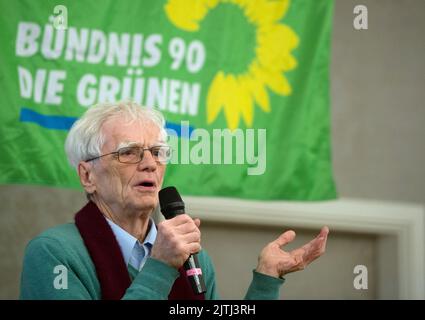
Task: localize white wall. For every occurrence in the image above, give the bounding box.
[332,0,425,203]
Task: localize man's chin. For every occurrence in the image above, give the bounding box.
[133,194,158,212]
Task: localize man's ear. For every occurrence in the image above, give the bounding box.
[78,161,96,194]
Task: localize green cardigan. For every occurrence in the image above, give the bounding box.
[20,223,284,299]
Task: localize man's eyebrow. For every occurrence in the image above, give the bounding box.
[116,141,140,149]
[115,141,167,149]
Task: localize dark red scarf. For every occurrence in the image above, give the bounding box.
[74,201,205,300]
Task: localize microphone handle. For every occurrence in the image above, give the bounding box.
[184,253,207,294]
[162,203,206,294]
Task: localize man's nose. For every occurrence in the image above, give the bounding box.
[137,150,157,171]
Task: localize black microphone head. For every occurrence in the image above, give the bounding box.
[159,186,185,219]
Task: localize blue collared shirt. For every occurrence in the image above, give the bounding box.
[105,217,157,271]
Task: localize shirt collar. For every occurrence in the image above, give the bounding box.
[105,217,157,266]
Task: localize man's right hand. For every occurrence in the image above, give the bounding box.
[151,214,201,269]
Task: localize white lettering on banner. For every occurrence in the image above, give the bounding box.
[77,74,97,106]
[106,32,131,67]
[16,22,41,57]
[17,66,33,99]
[168,38,205,73]
[15,19,206,116]
[186,40,205,73]
[86,29,107,64]
[147,78,168,110]
[16,22,164,68]
[98,76,120,103]
[17,66,66,105]
[180,82,200,115]
[15,19,205,114]
[45,70,66,104]
[41,23,66,59]
[169,37,185,70]
[64,28,89,62]
[15,21,205,73]
[142,34,162,67]
[76,74,200,115]
[130,34,143,67]
[168,79,180,113]
[131,78,145,104]
[34,69,46,103]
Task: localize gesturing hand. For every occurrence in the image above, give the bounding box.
[256,226,329,278]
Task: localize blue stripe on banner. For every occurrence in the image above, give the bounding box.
[19,107,194,138]
[20,107,77,130]
[165,121,194,139]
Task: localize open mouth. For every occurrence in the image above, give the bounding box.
[135,180,156,191]
[140,181,154,187]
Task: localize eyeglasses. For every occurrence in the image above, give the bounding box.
[85,145,172,164]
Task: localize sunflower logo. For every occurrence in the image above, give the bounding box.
[165,0,299,130]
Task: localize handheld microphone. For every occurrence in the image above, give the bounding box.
[158,186,206,295]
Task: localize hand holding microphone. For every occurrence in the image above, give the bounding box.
[151,186,206,295]
[150,214,201,268]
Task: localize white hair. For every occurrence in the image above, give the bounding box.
[65,101,168,168]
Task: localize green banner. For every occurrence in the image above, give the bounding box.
[0,0,336,200]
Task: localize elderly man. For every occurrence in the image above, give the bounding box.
[20,101,329,299]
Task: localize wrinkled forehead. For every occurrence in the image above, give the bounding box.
[100,116,163,151]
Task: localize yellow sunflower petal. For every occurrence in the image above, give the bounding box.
[266,71,291,95]
[258,24,299,51]
[243,0,290,25]
[237,75,254,126]
[250,61,292,95]
[222,74,241,130]
[203,0,219,9]
[241,73,270,113]
[257,24,299,71]
[231,0,253,9]
[207,71,226,124]
[165,0,209,31]
[165,0,299,128]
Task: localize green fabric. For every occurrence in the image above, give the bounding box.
[0,0,336,201]
[245,271,285,300]
[20,223,283,299]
